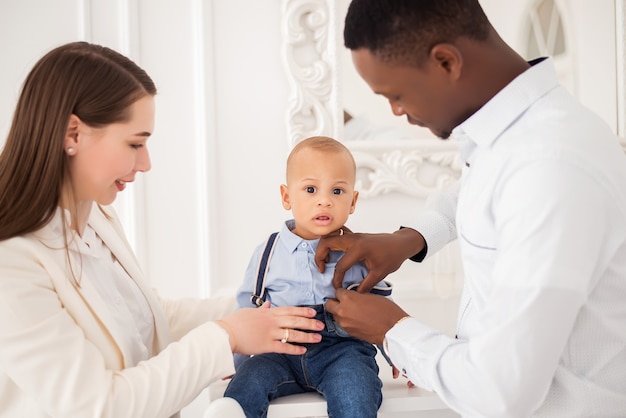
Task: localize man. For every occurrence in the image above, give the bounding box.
[319,0,626,416]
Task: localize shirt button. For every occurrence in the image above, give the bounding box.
[301,242,308,248]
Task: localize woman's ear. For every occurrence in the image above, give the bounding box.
[280,184,291,210]
[64,114,81,152]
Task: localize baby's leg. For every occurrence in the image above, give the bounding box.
[223,353,306,418]
[316,341,382,418]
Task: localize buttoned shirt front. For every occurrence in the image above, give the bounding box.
[389,58,626,417]
[236,220,388,308]
[54,210,156,367]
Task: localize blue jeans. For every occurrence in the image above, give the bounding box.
[224,305,382,418]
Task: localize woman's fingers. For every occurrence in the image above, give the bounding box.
[278,328,322,344]
[268,305,325,331]
[271,328,322,355]
[219,304,324,355]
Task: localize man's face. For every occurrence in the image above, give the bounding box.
[351,48,458,139]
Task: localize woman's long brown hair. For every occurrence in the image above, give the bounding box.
[0,42,157,241]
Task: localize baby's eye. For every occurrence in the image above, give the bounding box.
[130,144,144,149]
[306,186,316,193]
[332,188,343,195]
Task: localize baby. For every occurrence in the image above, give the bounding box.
[223,136,392,418]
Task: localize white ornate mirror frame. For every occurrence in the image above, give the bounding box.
[280,0,462,199]
[280,0,626,201]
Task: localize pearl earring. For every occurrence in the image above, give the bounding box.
[66,147,75,155]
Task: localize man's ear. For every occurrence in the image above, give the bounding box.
[64,114,81,151]
[280,184,291,210]
[430,43,462,81]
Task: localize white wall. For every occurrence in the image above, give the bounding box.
[0,0,294,301]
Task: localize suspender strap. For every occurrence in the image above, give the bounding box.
[250,232,279,307]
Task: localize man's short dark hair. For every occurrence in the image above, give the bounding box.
[344,0,492,66]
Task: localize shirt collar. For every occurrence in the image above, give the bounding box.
[452,57,559,162]
[279,219,320,252]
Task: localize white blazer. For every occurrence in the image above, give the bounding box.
[0,204,236,418]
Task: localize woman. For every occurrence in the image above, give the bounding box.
[0,41,322,418]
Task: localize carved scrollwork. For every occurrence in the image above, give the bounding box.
[349,140,462,198]
[281,0,340,146]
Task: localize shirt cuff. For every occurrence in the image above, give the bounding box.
[383,316,451,391]
[401,210,453,262]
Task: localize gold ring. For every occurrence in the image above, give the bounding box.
[280,328,290,344]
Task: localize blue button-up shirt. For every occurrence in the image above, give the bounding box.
[236,219,389,308]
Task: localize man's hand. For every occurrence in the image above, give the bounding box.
[325,288,409,345]
[392,366,415,388]
[315,228,426,292]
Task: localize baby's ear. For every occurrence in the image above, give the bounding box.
[349,190,359,214]
[280,184,291,210]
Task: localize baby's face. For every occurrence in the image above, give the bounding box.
[281,148,358,240]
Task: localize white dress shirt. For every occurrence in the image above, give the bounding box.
[62,216,155,367]
[387,58,626,417]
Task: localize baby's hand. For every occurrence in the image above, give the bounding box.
[392,366,415,388]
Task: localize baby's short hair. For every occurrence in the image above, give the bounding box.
[287,136,356,176]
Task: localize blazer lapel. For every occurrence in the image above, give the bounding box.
[32,212,133,368]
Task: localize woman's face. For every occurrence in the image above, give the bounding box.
[67,96,154,206]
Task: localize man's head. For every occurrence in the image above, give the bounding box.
[281,136,358,240]
[344,0,501,139]
[344,0,491,67]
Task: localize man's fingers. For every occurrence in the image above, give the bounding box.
[341,225,354,234]
[315,234,353,274]
[326,288,352,313]
[314,239,333,273]
[324,297,340,314]
[355,271,385,293]
[332,248,363,288]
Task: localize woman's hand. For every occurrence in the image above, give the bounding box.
[216,302,324,355]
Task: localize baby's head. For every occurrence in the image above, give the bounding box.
[280,136,359,240]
